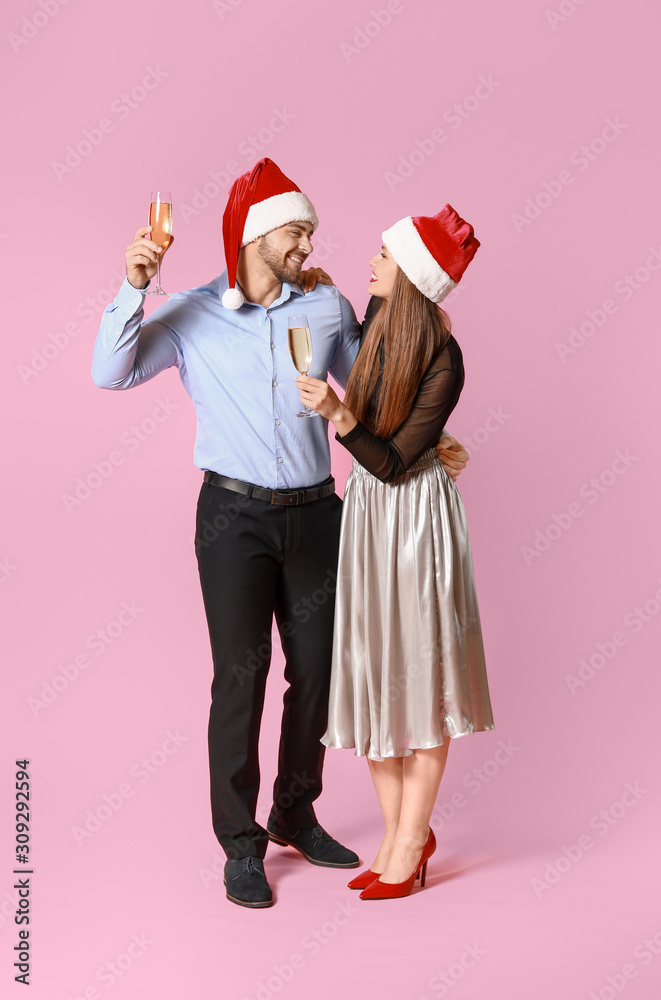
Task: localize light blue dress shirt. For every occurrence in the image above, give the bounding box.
[92,270,361,488]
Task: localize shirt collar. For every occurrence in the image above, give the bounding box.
[214,270,305,308]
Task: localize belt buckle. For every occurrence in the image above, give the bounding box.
[271,489,298,506]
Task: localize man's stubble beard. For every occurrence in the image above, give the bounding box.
[257,233,301,284]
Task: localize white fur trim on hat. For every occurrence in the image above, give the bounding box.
[382,216,457,303]
[242,192,319,246]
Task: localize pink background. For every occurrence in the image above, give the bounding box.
[2,0,660,997]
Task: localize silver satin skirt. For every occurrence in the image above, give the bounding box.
[321,448,495,761]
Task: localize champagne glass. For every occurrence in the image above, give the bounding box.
[288,313,319,418]
[146,190,172,295]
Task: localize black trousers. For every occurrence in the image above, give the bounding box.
[194,480,343,860]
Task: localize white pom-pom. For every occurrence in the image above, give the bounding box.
[222,286,245,309]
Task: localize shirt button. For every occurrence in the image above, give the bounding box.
[275,420,281,426]
[273,381,278,387]
[278,458,283,463]
[270,343,275,349]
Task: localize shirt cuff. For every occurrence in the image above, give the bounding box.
[113,276,150,313]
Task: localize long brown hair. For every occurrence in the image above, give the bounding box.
[345,267,452,438]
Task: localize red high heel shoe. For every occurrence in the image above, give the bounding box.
[347,868,381,890]
[359,829,436,900]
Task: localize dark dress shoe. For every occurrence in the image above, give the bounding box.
[267,823,360,868]
[223,857,273,908]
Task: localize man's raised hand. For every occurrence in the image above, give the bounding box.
[125,226,175,290]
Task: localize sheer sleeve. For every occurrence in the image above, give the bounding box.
[335,338,464,484]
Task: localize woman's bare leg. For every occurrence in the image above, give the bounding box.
[365,756,404,873]
[378,741,450,883]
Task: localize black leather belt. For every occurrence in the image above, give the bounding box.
[203,471,335,506]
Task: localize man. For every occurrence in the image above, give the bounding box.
[91,158,469,908]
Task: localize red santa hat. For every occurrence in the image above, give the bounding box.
[381,205,480,303]
[221,157,319,309]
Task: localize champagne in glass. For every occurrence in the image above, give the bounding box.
[288,313,319,418]
[146,190,172,296]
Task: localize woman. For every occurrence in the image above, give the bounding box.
[296,205,495,900]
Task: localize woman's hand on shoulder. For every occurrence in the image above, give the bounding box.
[298,267,334,292]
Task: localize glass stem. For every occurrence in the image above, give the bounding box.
[156,255,161,290]
[304,369,310,412]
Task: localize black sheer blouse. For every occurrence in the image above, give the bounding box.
[335,295,465,484]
